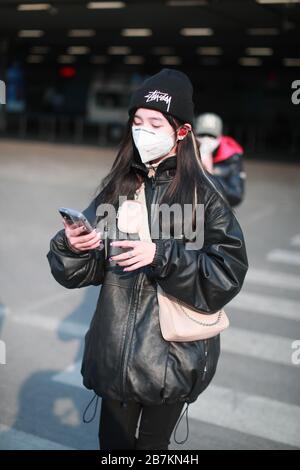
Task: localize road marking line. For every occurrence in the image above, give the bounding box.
[245,268,300,291]
[190,385,300,449]
[291,235,300,247]
[267,249,300,266]
[52,361,84,388]
[0,423,74,450]
[229,291,300,321]
[11,313,87,337]
[222,327,296,366]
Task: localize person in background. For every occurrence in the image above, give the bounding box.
[195,113,246,207]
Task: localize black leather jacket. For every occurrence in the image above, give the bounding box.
[47,155,248,407]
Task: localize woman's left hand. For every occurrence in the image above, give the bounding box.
[110,240,156,271]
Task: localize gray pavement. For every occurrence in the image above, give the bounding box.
[0,139,299,450]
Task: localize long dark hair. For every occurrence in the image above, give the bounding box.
[92,111,230,220]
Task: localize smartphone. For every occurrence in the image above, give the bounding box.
[58,207,94,235]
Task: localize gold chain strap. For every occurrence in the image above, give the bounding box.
[181,306,222,327]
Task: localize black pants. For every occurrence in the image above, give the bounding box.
[98,398,185,450]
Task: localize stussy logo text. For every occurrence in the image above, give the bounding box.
[144,90,172,112]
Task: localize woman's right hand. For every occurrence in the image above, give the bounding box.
[62,220,103,253]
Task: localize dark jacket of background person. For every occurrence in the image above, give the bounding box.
[46,155,248,407]
[212,136,245,208]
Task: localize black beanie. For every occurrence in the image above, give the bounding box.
[128,68,194,125]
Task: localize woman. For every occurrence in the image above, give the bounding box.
[47,69,248,450]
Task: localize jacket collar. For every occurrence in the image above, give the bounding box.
[131,155,177,177]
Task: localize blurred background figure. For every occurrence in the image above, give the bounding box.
[196,113,245,207]
[6,60,25,113]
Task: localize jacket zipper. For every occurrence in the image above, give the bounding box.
[161,342,170,403]
[201,339,209,382]
[120,270,144,405]
[120,174,157,406]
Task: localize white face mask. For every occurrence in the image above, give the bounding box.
[198,136,220,155]
[132,126,175,164]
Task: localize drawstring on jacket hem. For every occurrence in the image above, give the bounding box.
[83,393,99,424]
[83,393,190,445]
[82,395,129,424]
[173,403,190,445]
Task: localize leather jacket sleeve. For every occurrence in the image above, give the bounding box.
[149,191,249,314]
[213,153,246,207]
[46,198,105,289]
